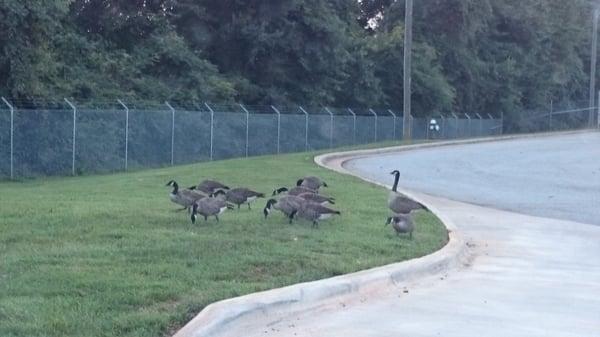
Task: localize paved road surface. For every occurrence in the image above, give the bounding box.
[221,132,600,337]
[346,132,600,225]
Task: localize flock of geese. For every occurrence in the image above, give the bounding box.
[166,170,427,238]
[165,176,340,227]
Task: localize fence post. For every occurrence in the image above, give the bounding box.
[165,102,175,166]
[324,107,334,148]
[204,103,215,160]
[440,115,446,139]
[347,108,356,144]
[271,106,281,154]
[387,109,397,140]
[64,98,77,176]
[465,113,472,138]
[117,99,129,170]
[1,97,14,179]
[451,112,459,138]
[475,113,483,136]
[369,109,378,142]
[299,106,309,151]
[487,113,494,136]
[549,99,553,131]
[239,104,250,157]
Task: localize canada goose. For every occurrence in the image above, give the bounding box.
[263,195,306,224]
[272,186,317,196]
[386,214,415,239]
[388,170,426,214]
[290,203,340,228]
[297,176,328,190]
[213,188,265,210]
[194,179,230,194]
[166,180,208,211]
[191,197,234,223]
[297,192,335,205]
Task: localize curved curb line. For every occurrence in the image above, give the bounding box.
[173,130,594,337]
[173,148,474,337]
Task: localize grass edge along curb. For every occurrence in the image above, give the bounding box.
[174,147,468,337]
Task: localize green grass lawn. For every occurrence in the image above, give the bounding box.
[0,146,448,337]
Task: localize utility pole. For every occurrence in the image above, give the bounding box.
[403,0,414,140]
[590,8,599,126]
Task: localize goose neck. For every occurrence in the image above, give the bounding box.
[392,173,399,192]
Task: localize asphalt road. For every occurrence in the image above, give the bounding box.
[212,132,600,337]
[346,132,600,225]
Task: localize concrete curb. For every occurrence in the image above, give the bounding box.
[173,129,594,337]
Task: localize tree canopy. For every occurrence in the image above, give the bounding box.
[0,0,596,119]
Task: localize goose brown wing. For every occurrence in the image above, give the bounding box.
[306,203,340,215]
[388,192,425,214]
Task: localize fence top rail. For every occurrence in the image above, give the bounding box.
[521,106,597,122]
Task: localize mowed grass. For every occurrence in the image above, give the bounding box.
[0,149,448,337]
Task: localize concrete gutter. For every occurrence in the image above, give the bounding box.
[173,129,595,337]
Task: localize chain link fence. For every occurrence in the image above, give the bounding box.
[1,98,596,179]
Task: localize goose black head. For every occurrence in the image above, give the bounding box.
[322,182,328,187]
[166,180,177,187]
[390,170,400,176]
[210,190,227,199]
[385,217,393,226]
[296,179,304,186]
[263,199,277,218]
[272,187,288,196]
[191,203,199,224]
